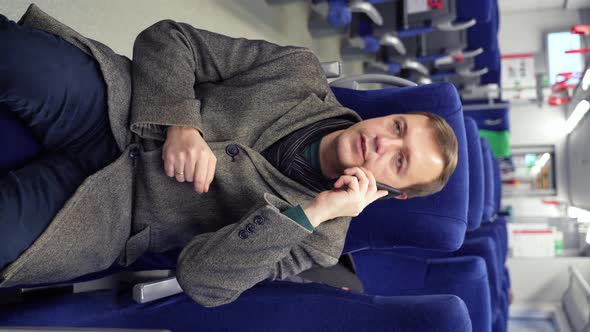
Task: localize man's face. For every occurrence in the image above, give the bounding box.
[333,114,444,196]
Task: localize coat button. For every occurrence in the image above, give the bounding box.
[128,147,140,159]
[225,144,240,157]
[254,215,265,225]
[245,223,255,233]
[238,230,249,239]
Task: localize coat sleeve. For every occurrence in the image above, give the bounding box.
[129,19,333,141]
[175,193,350,307]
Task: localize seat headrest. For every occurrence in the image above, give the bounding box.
[464,117,484,230]
[480,138,495,221]
[464,105,509,131]
[332,82,468,252]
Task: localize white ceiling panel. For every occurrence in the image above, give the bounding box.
[566,0,590,10]
[498,0,566,12]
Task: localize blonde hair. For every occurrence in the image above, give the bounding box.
[400,112,458,198]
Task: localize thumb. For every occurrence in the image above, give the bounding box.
[377,190,389,199]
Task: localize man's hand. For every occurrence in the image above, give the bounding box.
[163,126,216,193]
[304,167,389,227]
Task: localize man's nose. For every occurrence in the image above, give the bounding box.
[376,136,402,154]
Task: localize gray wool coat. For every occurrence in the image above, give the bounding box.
[0,4,363,307]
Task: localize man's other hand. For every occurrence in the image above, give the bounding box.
[163,126,216,193]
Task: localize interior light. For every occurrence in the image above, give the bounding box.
[569,206,590,223]
[565,100,590,134]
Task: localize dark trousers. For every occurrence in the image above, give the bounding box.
[0,15,120,269]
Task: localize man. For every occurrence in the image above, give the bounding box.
[0,4,457,308]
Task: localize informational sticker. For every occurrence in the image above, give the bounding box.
[502,53,536,89]
[406,0,432,14]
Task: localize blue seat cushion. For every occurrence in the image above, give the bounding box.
[332,82,469,252]
[464,117,484,230]
[0,280,473,332]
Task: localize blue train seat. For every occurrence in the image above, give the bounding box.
[352,251,492,332]
[0,280,473,332]
[331,82,469,252]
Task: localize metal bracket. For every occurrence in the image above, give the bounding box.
[349,1,383,26]
[436,18,476,32]
[380,33,407,55]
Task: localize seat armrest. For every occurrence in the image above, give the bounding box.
[349,1,383,26]
[133,276,183,304]
[329,74,416,90]
[380,33,406,55]
[321,61,342,78]
[436,19,476,32]
[458,67,489,78]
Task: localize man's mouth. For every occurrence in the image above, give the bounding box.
[361,135,366,161]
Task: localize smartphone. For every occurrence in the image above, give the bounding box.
[328,179,402,200]
[375,182,402,200]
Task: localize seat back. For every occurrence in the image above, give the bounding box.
[457,0,493,23]
[464,116,484,230]
[352,252,492,332]
[332,82,469,252]
[481,138,495,221]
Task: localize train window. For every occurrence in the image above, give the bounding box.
[502,145,557,197]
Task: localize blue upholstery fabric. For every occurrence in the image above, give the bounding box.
[382,236,502,323]
[398,26,434,38]
[0,280,472,332]
[352,251,492,332]
[503,266,511,290]
[492,157,502,212]
[456,237,501,322]
[467,21,497,53]
[481,138,495,222]
[457,0,493,23]
[0,107,42,175]
[385,62,402,75]
[332,82,469,252]
[361,35,380,53]
[464,117,484,230]
[467,224,505,273]
[327,1,352,28]
[465,106,509,131]
[478,47,502,85]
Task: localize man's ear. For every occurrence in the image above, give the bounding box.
[394,193,408,200]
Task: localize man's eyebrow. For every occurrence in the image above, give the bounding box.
[400,116,408,137]
[400,116,410,176]
[405,148,410,176]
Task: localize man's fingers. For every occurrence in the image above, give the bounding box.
[174,155,186,182]
[184,153,196,183]
[164,159,175,178]
[194,156,208,193]
[204,156,217,192]
[340,175,359,192]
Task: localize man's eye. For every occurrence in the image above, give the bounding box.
[396,155,403,169]
[395,121,401,135]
